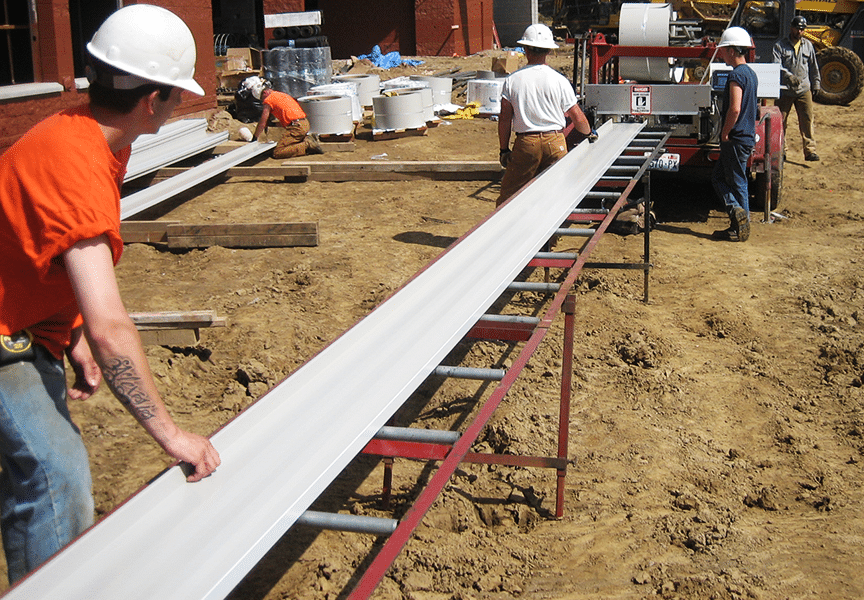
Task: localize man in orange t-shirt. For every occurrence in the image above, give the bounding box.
[0,5,219,583]
[247,77,323,158]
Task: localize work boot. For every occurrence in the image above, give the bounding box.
[731,206,750,242]
[805,152,820,162]
[711,227,737,241]
[306,134,324,155]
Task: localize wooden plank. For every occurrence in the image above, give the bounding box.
[153,166,311,179]
[151,162,500,183]
[319,141,356,152]
[306,171,500,182]
[211,141,249,154]
[129,310,227,329]
[165,222,318,248]
[288,160,500,173]
[280,160,502,182]
[122,222,317,248]
[372,126,428,141]
[120,221,179,243]
[130,310,225,347]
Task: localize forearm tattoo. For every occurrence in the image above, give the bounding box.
[103,357,158,421]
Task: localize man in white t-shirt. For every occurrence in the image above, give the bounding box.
[496,24,595,206]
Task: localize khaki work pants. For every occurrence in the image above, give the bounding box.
[273,118,313,159]
[496,131,568,207]
[774,91,817,158]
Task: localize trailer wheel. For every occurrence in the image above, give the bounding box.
[815,46,864,105]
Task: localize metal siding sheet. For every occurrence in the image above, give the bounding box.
[5,120,644,600]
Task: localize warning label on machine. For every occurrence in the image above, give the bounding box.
[631,85,651,114]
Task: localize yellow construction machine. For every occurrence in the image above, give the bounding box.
[552,0,864,103]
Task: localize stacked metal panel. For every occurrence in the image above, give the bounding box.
[124,120,229,183]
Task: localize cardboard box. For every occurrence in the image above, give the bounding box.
[491,52,522,75]
[227,48,262,71]
[217,70,258,91]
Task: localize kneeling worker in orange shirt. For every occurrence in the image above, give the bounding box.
[245,77,323,158]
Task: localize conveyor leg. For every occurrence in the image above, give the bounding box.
[556,295,576,518]
[382,457,394,509]
[643,171,651,303]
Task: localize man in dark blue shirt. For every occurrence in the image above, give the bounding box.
[712,27,759,242]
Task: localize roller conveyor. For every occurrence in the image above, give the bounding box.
[2,121,649,600]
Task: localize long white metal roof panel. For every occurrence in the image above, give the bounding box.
[125,119,230,182]
[120,141,276,220]
[4,121,645,600]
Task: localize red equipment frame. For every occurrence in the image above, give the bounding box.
[578,32,784,190]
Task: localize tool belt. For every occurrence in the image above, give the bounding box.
[0,330,36,366]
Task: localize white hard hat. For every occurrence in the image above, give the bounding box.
[87,4,204,96]
[518,24,558,50]
[241,76,270,100]
[717,26,754,49]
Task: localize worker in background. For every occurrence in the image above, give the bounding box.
[496,24,595,207]
[773,15,821,162]
[0,5,220,583]
[247,77,323,158]
[711,27,759,242]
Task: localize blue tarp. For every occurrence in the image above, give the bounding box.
[357,45,423,69]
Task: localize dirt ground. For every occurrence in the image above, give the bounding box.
[4,47,864,599]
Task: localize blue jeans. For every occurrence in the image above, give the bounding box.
[0,346,93,584]
[712,141,752,217]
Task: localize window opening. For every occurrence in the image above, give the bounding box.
[1,0,33,85]
[69,0,118,78]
